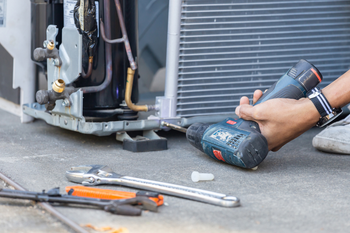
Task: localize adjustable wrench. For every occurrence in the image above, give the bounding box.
[65,165,240,208]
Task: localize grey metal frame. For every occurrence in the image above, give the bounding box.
[23,103,162,136]
[156,0,182,119]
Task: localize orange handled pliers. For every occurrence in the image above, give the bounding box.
[66,186,164,206]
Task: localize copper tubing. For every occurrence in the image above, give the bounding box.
[100,0,137,70]
[125,68,148,112]
[77,0,112,94]
[81,57,93,78]
[100,19,124,44]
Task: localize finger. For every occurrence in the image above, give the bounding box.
[235,105,241,116]
[252,90,263,104]
[239,96,250,105]
[235,104,256,121]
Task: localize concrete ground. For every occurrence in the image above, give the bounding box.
[0,108,350,233]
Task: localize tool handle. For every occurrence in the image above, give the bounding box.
[255,59,322,105]
[66,186,164,206]
[104,204,142,216]
[90,176,240,207]
[66,186,135,199]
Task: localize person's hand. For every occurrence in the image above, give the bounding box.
[235,90,320,151]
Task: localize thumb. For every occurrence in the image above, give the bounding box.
[235,104,256,121]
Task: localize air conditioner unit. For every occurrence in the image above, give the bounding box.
[158,0,350,124]
[10,0,350,151]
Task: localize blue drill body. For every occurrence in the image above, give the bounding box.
[186,60,323,169]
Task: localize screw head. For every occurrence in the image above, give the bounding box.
[53,58,60,66]
[43,40,49,48]
[62,99,70,107]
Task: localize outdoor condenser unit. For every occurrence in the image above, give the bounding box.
[159,0,350,121]
[15,0,350,151]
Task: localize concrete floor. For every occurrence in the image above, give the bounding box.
[1,108,350,233]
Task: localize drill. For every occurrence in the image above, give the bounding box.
[186,59,323,169]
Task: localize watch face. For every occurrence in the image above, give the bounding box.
[317,108,343,127]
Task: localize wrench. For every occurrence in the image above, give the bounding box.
[65,165,240,208]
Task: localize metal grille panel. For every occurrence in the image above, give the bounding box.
[177,0,350,118]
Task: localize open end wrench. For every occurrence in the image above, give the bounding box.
[66,165,240,208]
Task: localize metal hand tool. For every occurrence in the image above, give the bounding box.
[66,165,240,207]
[0,171,89,233]
[66,185,164,206]
[0,187,157,216]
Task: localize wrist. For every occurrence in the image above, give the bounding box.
[299,98,321,126]
[307,88,343,127]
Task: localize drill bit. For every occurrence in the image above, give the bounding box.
[161,121,187,133]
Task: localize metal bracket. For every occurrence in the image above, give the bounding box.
[155,96,177,118]
[46,25,59,46]
[23,104,163,136]
[59,27,83,85]
[46,25,83,87]
[51,90,84,119]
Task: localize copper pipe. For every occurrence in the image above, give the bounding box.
[100,19,124,44]
[81,56,93,78]
[100,0,137,70]
[78,0,112,94]
[125,68,148,112]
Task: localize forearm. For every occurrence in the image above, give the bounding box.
[322,69,350,109]
[236,69,350,151]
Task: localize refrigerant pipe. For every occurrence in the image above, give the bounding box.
[77,0,112,94]
[125,68,156,112]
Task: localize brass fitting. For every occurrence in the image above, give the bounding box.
[47,40,55,50]
[52,79,65,93]
[125,68,148,112]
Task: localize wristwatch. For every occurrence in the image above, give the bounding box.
[308,87,342,127]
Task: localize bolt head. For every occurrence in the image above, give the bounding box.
[43,40,49,48]
[62,99,70,107]
[53,58,60,66]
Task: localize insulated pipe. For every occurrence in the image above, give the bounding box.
[77,0,112,94]
[164,0,182,118]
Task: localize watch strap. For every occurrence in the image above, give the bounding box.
[309,88,333,118]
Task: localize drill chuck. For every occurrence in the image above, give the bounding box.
[186,123,211,152]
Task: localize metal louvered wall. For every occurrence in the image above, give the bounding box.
[176,0,350,118]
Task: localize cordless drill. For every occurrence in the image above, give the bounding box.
[186,59,323,169]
